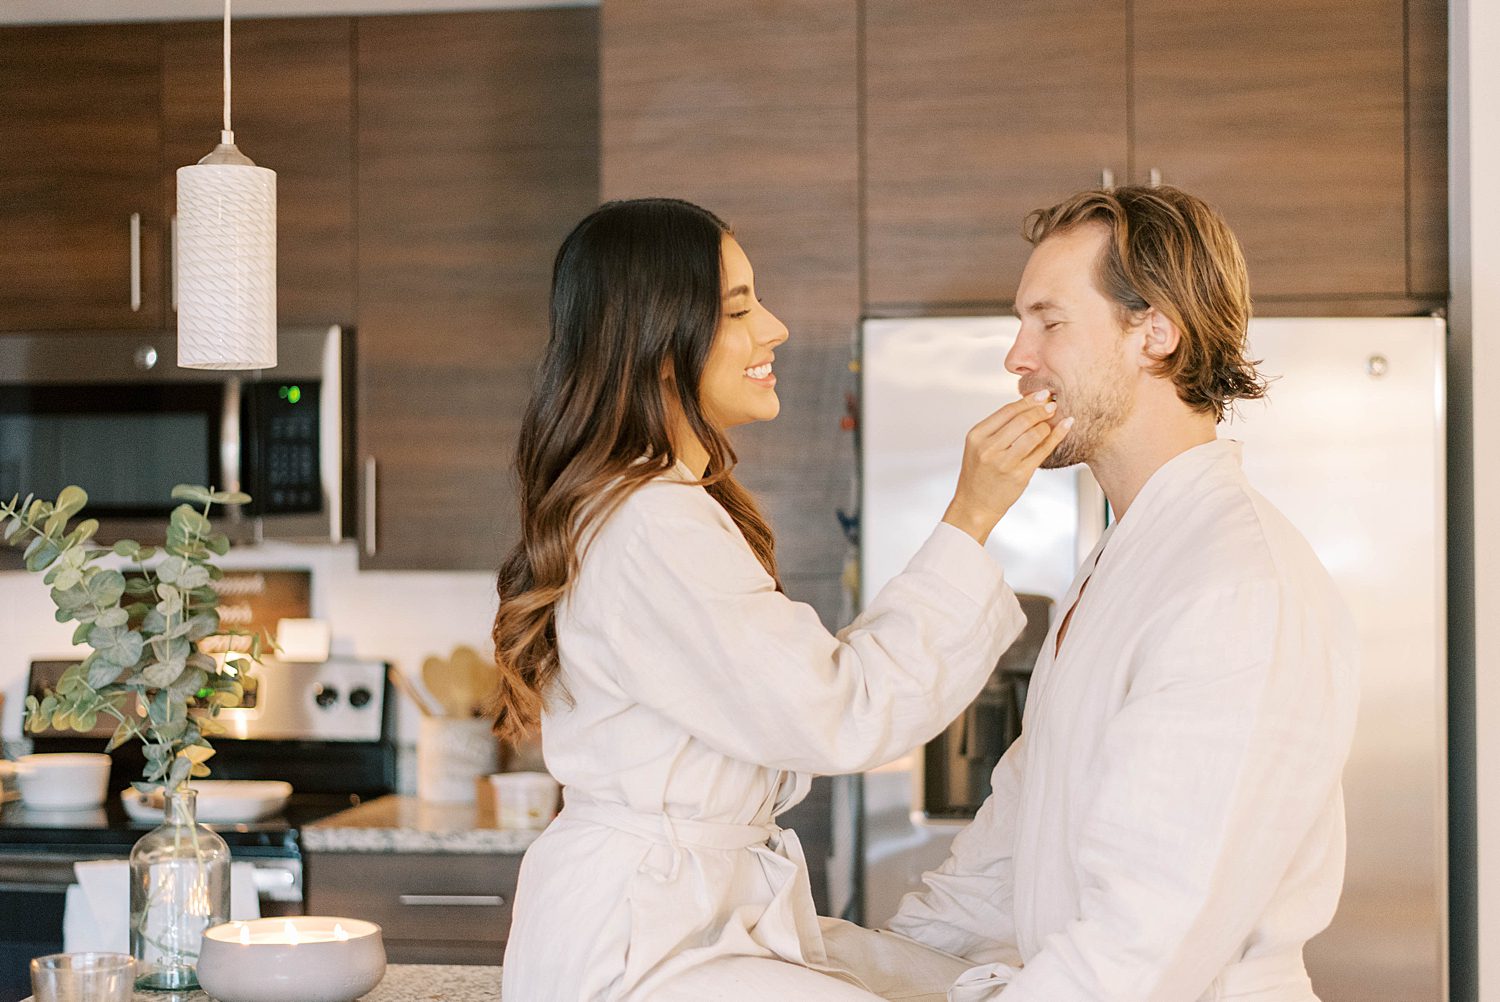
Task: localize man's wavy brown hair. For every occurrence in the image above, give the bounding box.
[1024,185,1267,420]
[488,198,779,743]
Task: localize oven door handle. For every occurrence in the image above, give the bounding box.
[397,893,505,907]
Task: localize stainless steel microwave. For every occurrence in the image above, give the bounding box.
[0,325,353,545]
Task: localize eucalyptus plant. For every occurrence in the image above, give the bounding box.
[0,485,263,791]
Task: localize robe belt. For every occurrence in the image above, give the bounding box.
[560,793,783,853]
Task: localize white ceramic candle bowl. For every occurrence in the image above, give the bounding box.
[15,753,111,810]
[197,917,385,1002]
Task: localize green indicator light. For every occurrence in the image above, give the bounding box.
[286,386,302,404]
[277,386,288,400]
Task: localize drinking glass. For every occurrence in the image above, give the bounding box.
[29,952,134,1002]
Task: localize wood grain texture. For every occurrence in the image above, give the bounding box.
[1133,0,1408,298]
[0,24,164,330]
[355,9,600,570]
[162,17,356,325]
[601,0,860,596]
[863,0,1129,309]
[1406,0,1447,297]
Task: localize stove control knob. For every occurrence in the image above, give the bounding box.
[314,684,340,709]
[348,687,373,709]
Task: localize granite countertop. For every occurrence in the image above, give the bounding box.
[25,963,501,1002]
[303,795,541,854]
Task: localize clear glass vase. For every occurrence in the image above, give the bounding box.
[129,787,231,990]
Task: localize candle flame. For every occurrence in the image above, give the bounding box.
[284,920,299,946]
[239,925,251,946]
[334,923,349,942]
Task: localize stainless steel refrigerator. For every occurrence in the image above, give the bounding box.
[856,314,1446,1002]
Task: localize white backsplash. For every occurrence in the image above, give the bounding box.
[0,540,499,751]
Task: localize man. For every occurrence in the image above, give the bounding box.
[836,185,1359,1002]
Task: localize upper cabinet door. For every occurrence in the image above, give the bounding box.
[356,9,600,571]
[1132,0,1407,299]
[162,18,356,326]
[862,0,1129,310]
[0,24,164,330]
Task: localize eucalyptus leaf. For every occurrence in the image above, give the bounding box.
[170,504,210,537]
[94,606,129,629]
[48,566,81,591]
[112,540,142,559]
[71,621,93,645]
[169,669,207,701]
[177,564,211,590]
[65,518,99,547]
[2,516,24,542]
[141,608,167,635]
[89,625,144,668]
[136,546,158,561]
[156,556,186,585]
[124,577,156,597]
[205,533,231,557]
[185,612,220,642]
[85,569,126,606]
[87,657,125,689]
[50,584,90,610]
[105,719,135,752]
[155,584,183,618]
[25,540,63,572]
[43,509,69,537]
[209,490,252,506]
[167,755,191,788]
[142,657,186,689]
[54,485,87,519]
[171,485,213,505]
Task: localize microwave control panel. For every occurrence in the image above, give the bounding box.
[244,380,322,515]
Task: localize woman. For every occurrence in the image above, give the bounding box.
[493,198,1069,1000]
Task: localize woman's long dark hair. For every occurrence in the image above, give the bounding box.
[490,198,780,742]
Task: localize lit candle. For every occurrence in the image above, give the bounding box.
[198,917,385,1002]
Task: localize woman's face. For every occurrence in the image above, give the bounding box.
[698,235,790,429]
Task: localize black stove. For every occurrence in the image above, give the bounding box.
[0,656,397,1002]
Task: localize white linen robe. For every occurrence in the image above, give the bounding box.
[889,439,1360,1002]
[501,463,1026,1001]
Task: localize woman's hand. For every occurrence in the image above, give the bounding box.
[942,390,1073,545]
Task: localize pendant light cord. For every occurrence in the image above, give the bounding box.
[221,0,233,143]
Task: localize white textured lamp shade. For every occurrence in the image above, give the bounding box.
[177,159,277,370]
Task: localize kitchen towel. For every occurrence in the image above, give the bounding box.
[63,860,261,953]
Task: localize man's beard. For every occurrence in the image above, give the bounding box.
[1039,369,1133,469]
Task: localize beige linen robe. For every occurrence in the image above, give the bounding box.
[889,440,1360,1002]
[501,463,1025,1001]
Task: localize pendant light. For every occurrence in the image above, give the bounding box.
[176,0,277,370]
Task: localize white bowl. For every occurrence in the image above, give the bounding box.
[120,780,294,823]
[16,753,111,811]
[197,917,386,1002]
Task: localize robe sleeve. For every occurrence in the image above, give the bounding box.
[601,502,1025,775]
[884,735,1026,965]
[958,580,1358,1002]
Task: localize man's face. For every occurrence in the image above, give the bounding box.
[1006,223,1138,469]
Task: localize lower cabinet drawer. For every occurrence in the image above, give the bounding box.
[305,851,521,961]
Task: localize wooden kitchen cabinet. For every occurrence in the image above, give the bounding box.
[0,24,166,331]
[1132,0,1408,300]
[863,0,1442,310]
[602,0,861,618]
[355,9,600,570]
[863,0,1129,309]
[305,851,519,964]
[162,18,356,326]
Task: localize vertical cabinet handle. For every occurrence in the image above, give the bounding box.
[364,457,378,557]
[1148,167,1163,187]
[1100,168,1116,189]
[129,212,142,312]
[170,214,178,312]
